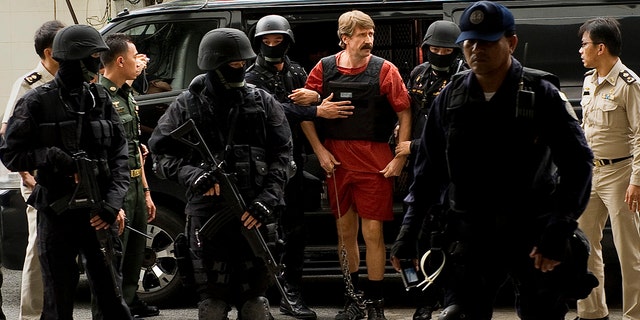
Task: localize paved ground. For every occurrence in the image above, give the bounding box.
[0,268,622,319]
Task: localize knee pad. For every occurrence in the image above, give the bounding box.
[438,304,467,320]
[238,296,272,320]
[198,298,230,320]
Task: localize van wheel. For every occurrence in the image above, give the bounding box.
[136,205,185,305]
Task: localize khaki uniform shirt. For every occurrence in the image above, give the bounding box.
[581,58,640,185]
[3,62,55,123]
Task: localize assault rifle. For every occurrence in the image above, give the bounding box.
[67,151,122,298]
[170,118,294,310]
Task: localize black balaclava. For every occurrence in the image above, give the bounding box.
[204,64,248,109]
[80,56,101,82]
[204,67,246,133]
[206,63,246,91]
[57,56,101,89]
[427,50,457,72]
[260,40,289,64]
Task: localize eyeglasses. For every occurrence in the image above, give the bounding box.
[581,41,602,48]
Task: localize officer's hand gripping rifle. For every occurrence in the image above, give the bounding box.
[68,151,122,298]
[170,118,294,310]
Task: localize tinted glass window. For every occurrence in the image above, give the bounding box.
[120,20,220,94]
[109,20,220,141]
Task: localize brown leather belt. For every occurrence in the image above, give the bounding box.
[593,155,632,167]
[130,168,142,177]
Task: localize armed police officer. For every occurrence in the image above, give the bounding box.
[390,20,465,320]
[392,2,596,319]
[245,14,354,320]
[0,24,132,319]
[148,28,293,320]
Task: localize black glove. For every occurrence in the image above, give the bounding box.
[47,147,75,174]
[537,218,577,261]
[191,170,217,195]
[97,201,118,225]
[391,225,418,260]
[247,201,272,225]
[537,228,599,300]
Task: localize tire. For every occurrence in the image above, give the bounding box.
[136,204,186,305]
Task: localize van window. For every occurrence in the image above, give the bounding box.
[119,20,221,94]
[109,19,221,141]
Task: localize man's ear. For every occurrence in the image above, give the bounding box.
[117,56,125,67]
[509,34,519,53]
[597,42,606,55]
[43,47,53,59]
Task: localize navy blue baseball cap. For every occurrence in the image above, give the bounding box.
[456,1,515,43]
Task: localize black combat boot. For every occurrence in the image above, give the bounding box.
[412,306,433,320]
[279,282,317,319]
[366,299,387,320]
[129,296,160,318]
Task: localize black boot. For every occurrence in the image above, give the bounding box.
[129,296,160,318]
[412,306,433,320]
[279,282,317,319]
[366,299,386,320]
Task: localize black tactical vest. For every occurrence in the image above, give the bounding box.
[186,80,269,198]
[318,55,397,142]
[30,80,115,194]
[443,68,560,212]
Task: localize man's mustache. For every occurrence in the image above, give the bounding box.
[361,44,373,50]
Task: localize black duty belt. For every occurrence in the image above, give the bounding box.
[593,155,632,167]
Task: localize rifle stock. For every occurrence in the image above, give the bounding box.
[170,119,294,310]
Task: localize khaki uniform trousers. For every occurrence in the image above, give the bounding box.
[19,183,43,320]
[577,160,640,320]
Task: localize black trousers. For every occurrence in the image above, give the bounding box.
[38,208,131,320]
[186,199,271,307]
[440,214,570,320]
[280,157,307,287]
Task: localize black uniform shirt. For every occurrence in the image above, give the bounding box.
[403,58,593,258]
[0,76,129,212]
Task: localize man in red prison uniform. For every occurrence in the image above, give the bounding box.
[300,9,411,320]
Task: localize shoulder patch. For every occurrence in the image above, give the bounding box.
[619,70,637,85]
[24,72,42,85]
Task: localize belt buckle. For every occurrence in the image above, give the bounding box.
[594,159,606,167]
[130,168,142,177]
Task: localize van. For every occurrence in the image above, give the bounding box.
[1,0,636,305]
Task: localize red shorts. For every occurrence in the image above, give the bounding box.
[325,167,394,221]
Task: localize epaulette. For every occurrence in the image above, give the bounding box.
[24,72,42,85]
[619,70,637,85]
[584,69,596,77]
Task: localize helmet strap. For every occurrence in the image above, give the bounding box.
[80,57,101,83]
[212,65,246,90]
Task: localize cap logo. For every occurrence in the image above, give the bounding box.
[469,10,485,25]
